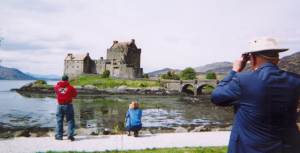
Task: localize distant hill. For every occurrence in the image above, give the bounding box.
[194,62,232,73]
[26,73,60,80]
[0,65,36,80]
[278,51,300,74]
[147,68,181,77]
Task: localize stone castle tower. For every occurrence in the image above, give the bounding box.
[64,39,143,79]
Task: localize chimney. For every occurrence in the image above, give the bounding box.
[113,40,118,44]
[67,53,73,58]
[131,39,135,44]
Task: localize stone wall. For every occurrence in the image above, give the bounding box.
[107,48,126,63]
[64,60,84,79]
[126,48,141,68]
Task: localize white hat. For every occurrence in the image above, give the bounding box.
[247,37,288,53]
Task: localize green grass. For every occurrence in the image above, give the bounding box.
[45,147,227,153]
[31,80,53,88]
[69,75,160,89]
[202,85,215,94]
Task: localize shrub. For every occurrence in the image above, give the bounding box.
[160,71,180,80]
[180,67,196,80]
[143,74,149,79]
[206,72,217,79]
[34,80,47,85]
[101,70,110,78]
[202,85,215,94]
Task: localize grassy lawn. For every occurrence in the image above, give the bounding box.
[45,147,227,153]
[69,75,160,88]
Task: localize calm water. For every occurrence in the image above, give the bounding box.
[0,80,233,132]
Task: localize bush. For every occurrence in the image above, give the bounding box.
[101,70,110,78]
[160,71,180,80]
[202,85,215,94]
[206,72,217,79]
[34,80,47,85]
[143,74,149,79]
[180,67,196,80]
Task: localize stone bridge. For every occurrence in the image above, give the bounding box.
[161,79,217,96]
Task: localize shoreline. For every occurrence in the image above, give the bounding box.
[12,85,182,97]
[0,123,232,139]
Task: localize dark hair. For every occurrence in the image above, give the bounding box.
[252,51,279,58]
[62,75,69,81]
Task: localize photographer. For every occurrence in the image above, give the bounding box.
[211,37,300,153]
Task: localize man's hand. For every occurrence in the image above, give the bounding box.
[232,55,248,72]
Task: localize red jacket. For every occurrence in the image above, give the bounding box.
[54,81,77,105]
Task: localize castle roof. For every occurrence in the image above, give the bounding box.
[65,53,90,61]
[109,39,139,50]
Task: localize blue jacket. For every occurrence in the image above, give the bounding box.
[125,108,142,130]
[211,63,300,153]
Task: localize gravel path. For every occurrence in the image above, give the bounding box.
[0,132,230,153]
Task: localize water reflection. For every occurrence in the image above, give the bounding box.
[73,95,233,131]
[0,80,234,136]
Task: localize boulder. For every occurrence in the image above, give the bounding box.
[14,130,31,137]
[117,85,128,90]
[174,127,188,133]
[83,85,98,90]
[102,128,112,135]
[191,125,211,132]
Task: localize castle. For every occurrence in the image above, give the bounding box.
[64,39,143,79]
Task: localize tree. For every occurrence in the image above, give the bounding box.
[180,67,196,80]
[206,72,217,80]
[101,70,110,78]
[160,71,180,80]
[143,74,149,79]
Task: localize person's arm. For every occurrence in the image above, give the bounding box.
[138,109,142,120]
[54,85,59,94]
[211,56,246,106]
[211,70,241,106]
[125,110,130,122]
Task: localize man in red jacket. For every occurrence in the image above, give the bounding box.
[54,75,77,141]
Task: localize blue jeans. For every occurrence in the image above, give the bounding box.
[55,104,75,138]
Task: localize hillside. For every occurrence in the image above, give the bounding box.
[0,65,36,80]
[147,68,181,77]
[278,52,300,74]
[194,62,232,73]
[26,73,60,80]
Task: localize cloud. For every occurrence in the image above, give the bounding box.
[0,0,300,74]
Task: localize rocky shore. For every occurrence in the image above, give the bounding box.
[0,123,232,139]
[11,82,180,97]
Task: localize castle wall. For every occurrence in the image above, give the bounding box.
[125,48,141,68]
[64,60,84,79]
[107,48,127,63]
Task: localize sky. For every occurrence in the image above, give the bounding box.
[0,0,300,75]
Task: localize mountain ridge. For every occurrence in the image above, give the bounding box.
[0,65,36,80]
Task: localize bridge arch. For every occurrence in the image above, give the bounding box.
[196,84,215,95]
[180,84,195,95]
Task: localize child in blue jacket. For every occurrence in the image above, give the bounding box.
[125,101,142,137]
